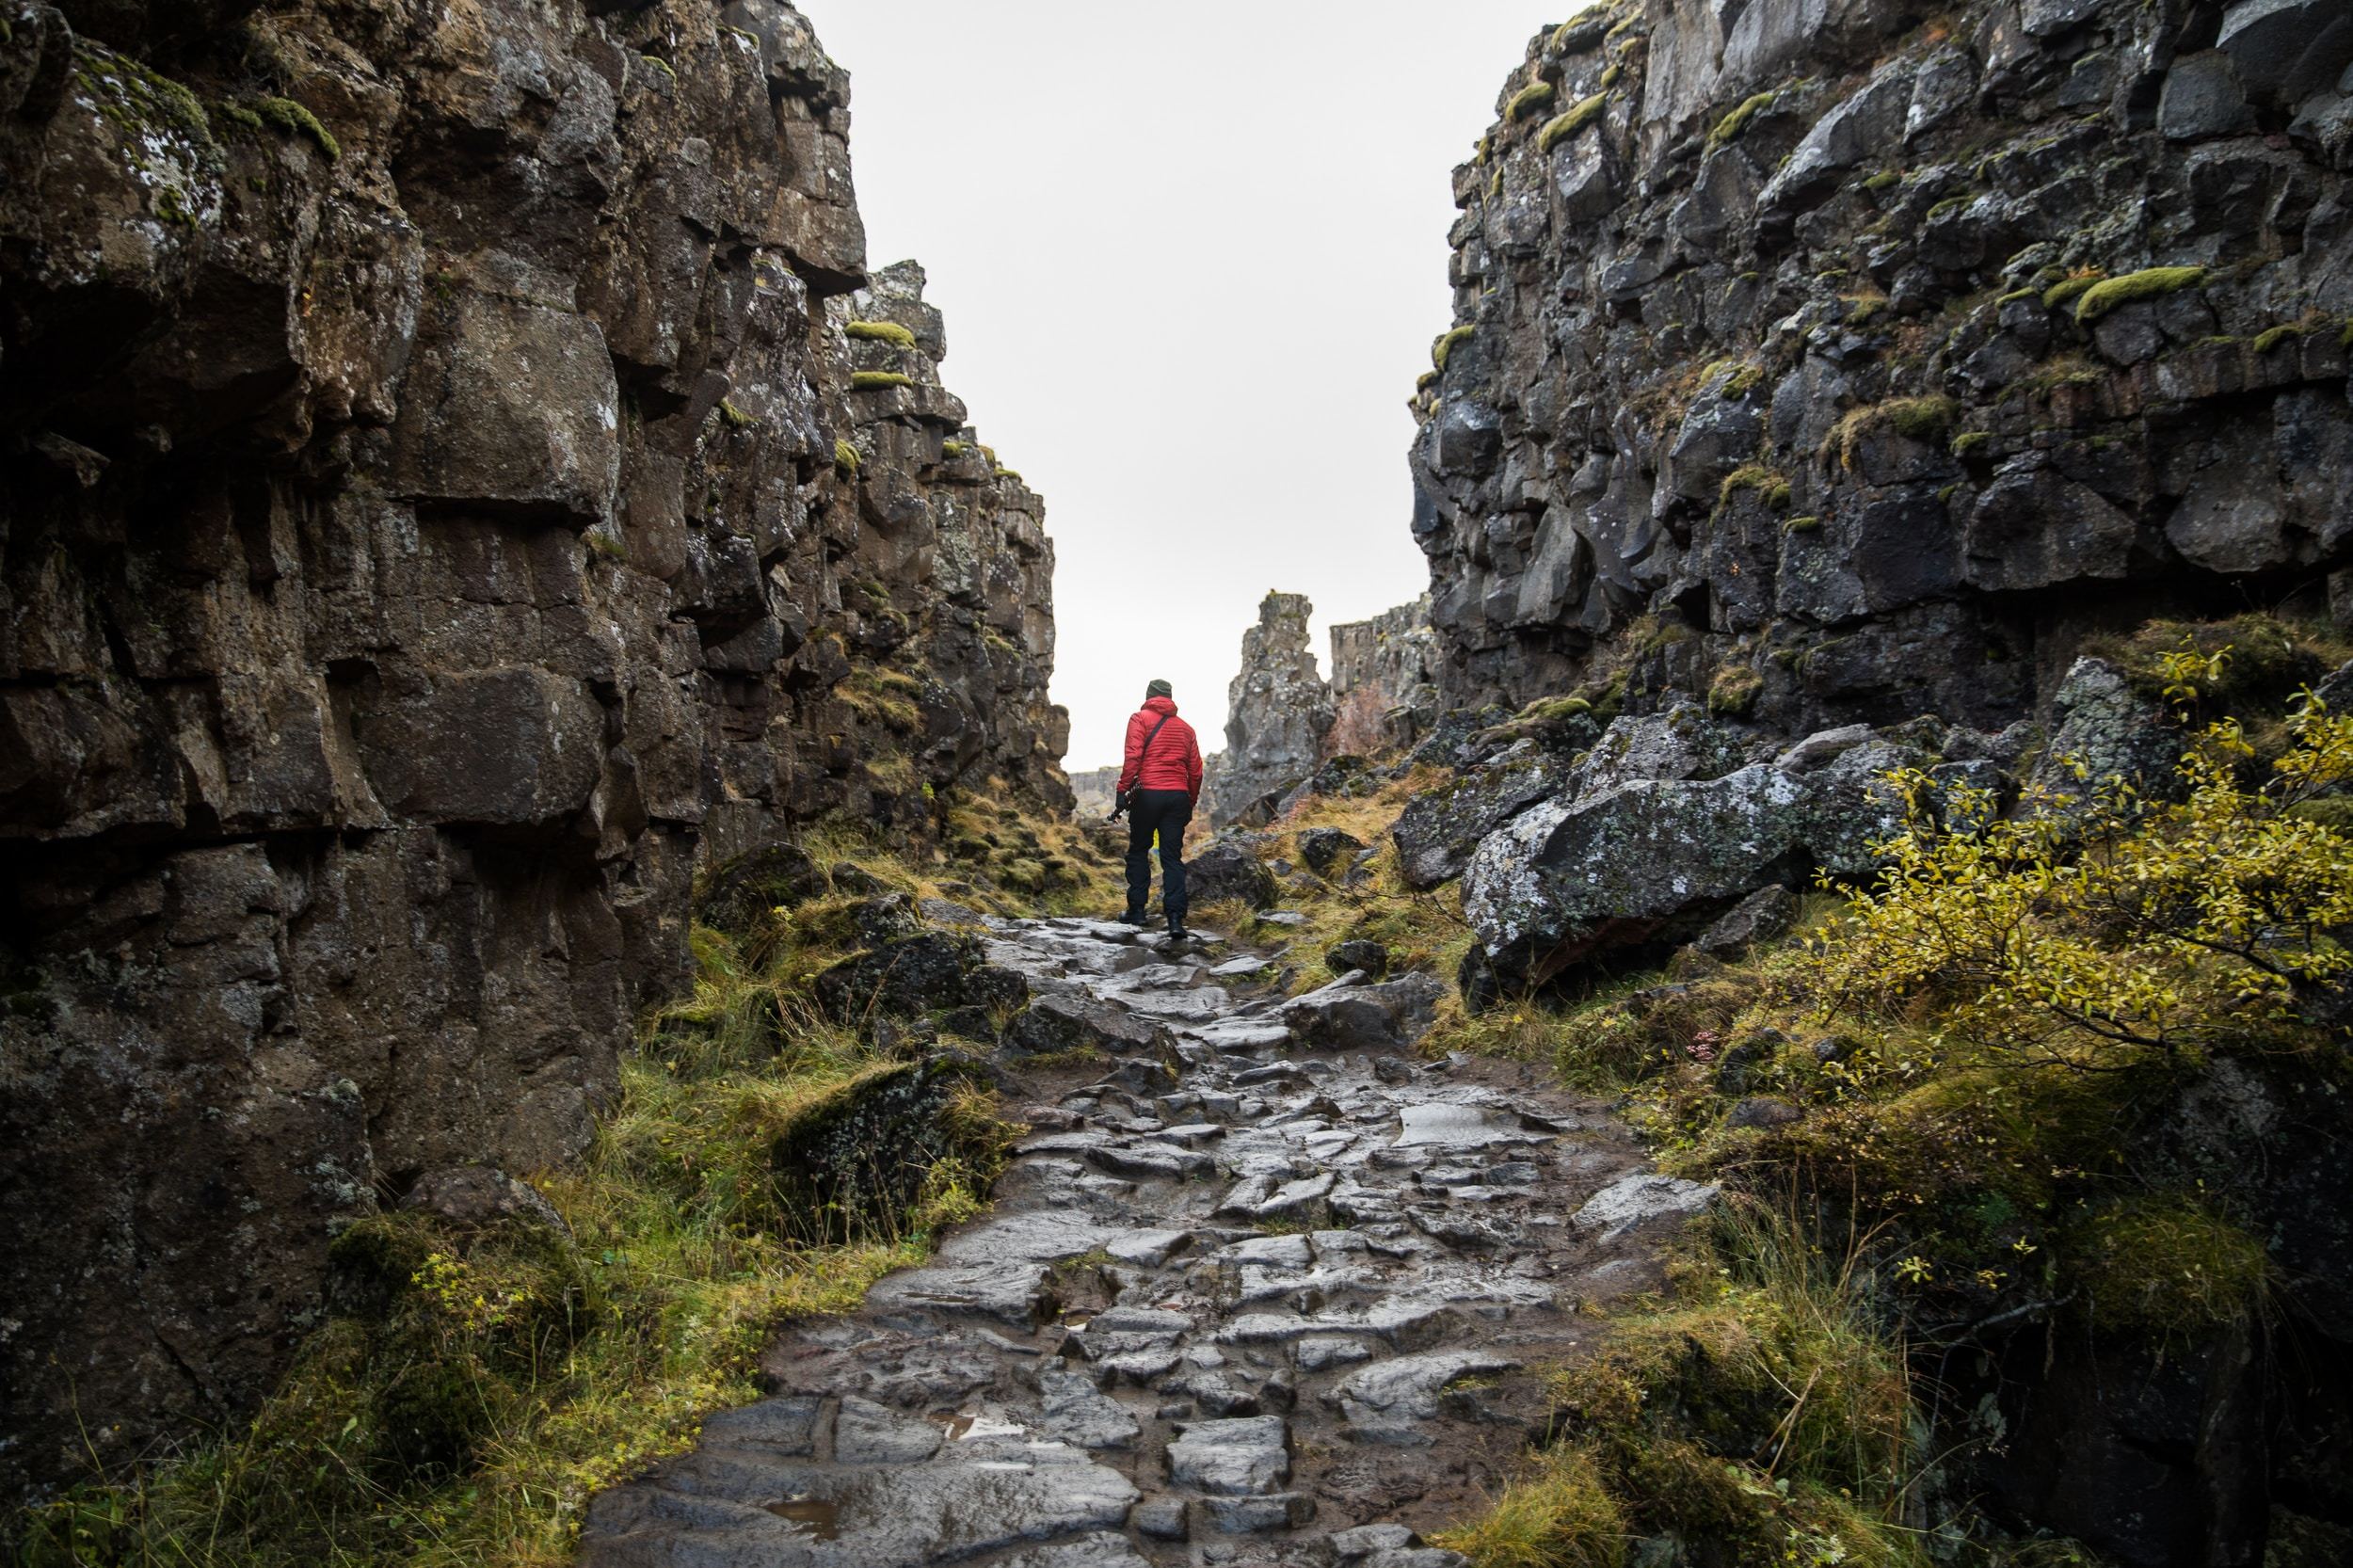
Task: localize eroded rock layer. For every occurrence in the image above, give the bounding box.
[1414,0,2353,730]
[0,0,1063,1497]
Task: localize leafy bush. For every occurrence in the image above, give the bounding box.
[1808,691,2353,1064]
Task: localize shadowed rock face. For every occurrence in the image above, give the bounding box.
[0,0,1063,1497]
[1413,0,2353,733]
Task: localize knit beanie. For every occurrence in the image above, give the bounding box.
[1145,679,1173,698]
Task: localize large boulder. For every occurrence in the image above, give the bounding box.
[2025,658,2185,807]
[1185,834,1280,910]
[1391,741,1566,889]
[1281,971,1447,1053]
[1003,993,1171,1059]
[1462,728,1924,988]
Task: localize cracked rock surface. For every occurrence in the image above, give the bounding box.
[582,917,1700,1566]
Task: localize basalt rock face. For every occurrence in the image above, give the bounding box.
[1413,0,2353,733]
[0,0,1063,1500]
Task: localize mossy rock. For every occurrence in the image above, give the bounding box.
[845,319,918,349]
[252,94,339,160]
[695,842,828,935]
[1433,325,1477,371]
[1706,90,1775,151]
[2074,265,2205,324]
[768,1055,1006,1245]
[850,370,914,391]
[1505,78,1557,122]
[1538,93,1609,152]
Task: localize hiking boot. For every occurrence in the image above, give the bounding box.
[1117,908,1148,926]
[1166,921,1190,940]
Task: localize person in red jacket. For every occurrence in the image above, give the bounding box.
[1115,679,1205,936]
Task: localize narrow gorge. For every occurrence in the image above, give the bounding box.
[7,0,2353,1566]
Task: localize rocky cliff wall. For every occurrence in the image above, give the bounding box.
[0,0,1063,1499]
[1412,0,2353,733]
[1325,595,1443,757]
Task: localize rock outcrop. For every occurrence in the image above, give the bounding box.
[1215,592,1336,824]
[1210,592,1439,827]
[0,0,1063,1499]
[1412,0,2353,735]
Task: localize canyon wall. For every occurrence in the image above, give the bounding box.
[0,0,1062,1499]
[1412,0,2353,733]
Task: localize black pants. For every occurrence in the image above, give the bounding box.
[1125,790,1193,924]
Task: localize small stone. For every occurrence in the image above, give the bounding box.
[1133,1496,1191,1541]
[1205,1492,1317,1533]
[1327,938,1391,978]
[1725,1096,1802,1130]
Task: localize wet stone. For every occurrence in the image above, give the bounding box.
[580,912,1658,1568]
[1166,1415,1291,1496]
[1038,1369,1142,1450]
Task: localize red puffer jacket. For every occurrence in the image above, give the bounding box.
[1118,696,1204,801]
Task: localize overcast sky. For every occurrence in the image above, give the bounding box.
[797,2,1578,772]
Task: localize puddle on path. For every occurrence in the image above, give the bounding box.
[762,1496,840,1539]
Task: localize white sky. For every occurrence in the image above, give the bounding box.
[797,2,1581,772]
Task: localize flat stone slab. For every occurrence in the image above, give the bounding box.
[1166,1415,1290,1495]
[580,1432,1139,1568]
[1572,1173,1720,1241]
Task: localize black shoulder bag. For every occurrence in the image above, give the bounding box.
[1112,712,1175,821]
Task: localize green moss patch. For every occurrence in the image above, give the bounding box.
[845,319,919,349]
[834,439,860,474]
[850,370,914,391]
[252,95,340,161]
[1706,90,1776,151]
[1505,78,1558,122]
[1538,92,1610,152]
[2074,265,2205,324]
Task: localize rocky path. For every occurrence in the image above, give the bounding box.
[581,917,1711,1568]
